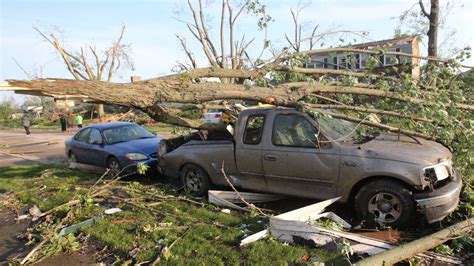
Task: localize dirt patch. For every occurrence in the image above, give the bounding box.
[0,211,30,263]
[35,250,95,266]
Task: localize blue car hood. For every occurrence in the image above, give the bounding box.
[109,137,160,156]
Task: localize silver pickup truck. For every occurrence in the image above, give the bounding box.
[157,107,462,227]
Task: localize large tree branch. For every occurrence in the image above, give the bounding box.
[107,25,126,82]
[220,0,226,68]
[176,35,197,69]
[90,46,102,79]
[34,27,81,80]
[198,0,218,60]
[187,0,218,66]
[80,47,96,80]
[419,0,430,17]
[308,104,433,122]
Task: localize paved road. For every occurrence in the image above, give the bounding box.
[0,128,174,168]
[0,128,69,167]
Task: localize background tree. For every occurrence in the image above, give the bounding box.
[174,0,272,74]
[396,0,466,58]
[34,25,134,117]
[418,0,439,57]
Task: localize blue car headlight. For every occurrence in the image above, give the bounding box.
[125,153,148,161]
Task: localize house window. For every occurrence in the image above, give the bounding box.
[395,48,401,63]
[323,58,328,69]
[333,57,338,70]
[339,57,347,70]
[347,55,352,69]
[355,54,361,69]
[379,55,385,66]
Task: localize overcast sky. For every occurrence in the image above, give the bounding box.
[1,0,473,104]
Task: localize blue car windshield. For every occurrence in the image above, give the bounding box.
[103,124,155,144]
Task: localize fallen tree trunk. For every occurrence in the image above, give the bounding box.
[4,66,473,137]
[356,217,474,266]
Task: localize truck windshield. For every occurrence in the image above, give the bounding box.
[317,115,359,141]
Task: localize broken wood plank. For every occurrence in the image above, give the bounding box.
[240,229,269,247]
[274,197,340,221]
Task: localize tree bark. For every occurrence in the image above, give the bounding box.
[420,0,439,58]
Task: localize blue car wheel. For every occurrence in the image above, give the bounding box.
[107,157,121,178]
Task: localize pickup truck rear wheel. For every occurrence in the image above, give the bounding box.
[354,179,416,228]
[180,164,211,197]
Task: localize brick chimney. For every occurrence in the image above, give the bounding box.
[131,76,141,83]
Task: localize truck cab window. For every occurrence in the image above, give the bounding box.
[243,114,265,145]
[272,114,318,147]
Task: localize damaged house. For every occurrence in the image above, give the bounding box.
[305,35,421,79]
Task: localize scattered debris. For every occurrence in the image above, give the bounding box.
[28,205,42,221]
[220,208,231,214]
[355,230,400,245]
[15,214,29,221]
[58,217,100,236]
[104,208,122,215]
[47,140,59,145]
[111,218,143,224]
[240,197,465,265]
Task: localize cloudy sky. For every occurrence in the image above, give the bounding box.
[1,0,473,103]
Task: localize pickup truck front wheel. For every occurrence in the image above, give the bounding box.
[354,179,416,228]
[180,164,211,197]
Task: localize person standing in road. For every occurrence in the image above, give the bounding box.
[21,114,30,136]
[75,113,83,128]
[59,114,67,133]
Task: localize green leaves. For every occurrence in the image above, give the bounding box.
[137,163,149,175]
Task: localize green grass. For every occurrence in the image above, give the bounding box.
[0,165,99,211]
[0,165,344,264]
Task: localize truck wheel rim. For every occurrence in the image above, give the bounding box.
[185,171,202,192]
[367,192,402,224]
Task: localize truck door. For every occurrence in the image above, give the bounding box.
[235,113,268,192]
[262,112,340,199]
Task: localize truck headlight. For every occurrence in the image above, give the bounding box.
[157,141,167,157]
[125,153,148,161]
[422,160,451,182]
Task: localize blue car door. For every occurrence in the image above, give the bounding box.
[72,128,91,163]
[83,128,108,167]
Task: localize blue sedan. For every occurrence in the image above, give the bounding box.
[65,122,160,177]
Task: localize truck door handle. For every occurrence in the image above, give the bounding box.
[264,154,277,161]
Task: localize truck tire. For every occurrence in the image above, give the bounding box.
[180,164,211,197]
[354,179,416,228]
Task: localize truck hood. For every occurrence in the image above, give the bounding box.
[355,134,451,166]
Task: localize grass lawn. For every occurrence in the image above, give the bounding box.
[0,165,344,264]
